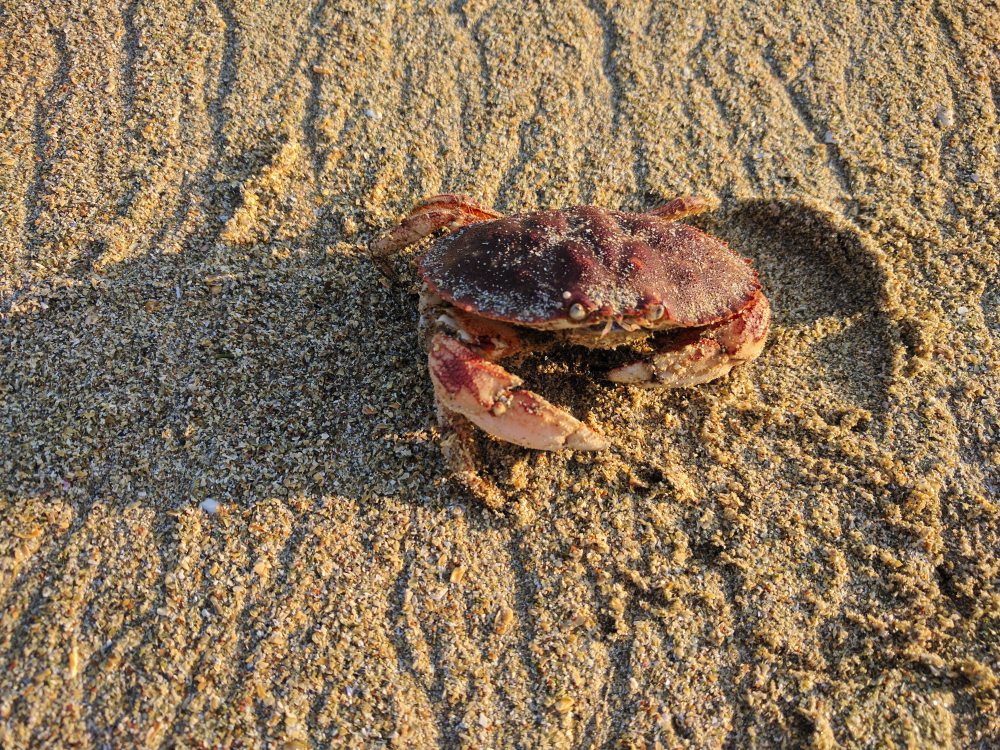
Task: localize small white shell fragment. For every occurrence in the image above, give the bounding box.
[935,105,954,128]
[364,108,381,121]
[823,130,836,144]
[199,498,219,514]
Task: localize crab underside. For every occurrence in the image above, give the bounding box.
[372,194,771,507]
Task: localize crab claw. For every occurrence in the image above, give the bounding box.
[609,292,771,387]
[429,333,608,451]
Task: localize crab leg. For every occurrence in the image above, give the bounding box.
[429,332,608,452]
[371,194,503,275]
[645,195,715,222]
[608,292,771,387]
[435,405,509,509]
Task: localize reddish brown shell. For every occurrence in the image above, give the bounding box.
[418,205,760,327]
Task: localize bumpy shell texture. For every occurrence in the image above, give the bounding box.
[419,205,760,326]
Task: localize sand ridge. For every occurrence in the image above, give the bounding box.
[1,0,998,747]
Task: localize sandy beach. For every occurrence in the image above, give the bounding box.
[1,0,998,746]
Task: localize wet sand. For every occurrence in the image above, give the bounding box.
[1,0,998,747]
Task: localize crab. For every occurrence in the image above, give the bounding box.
[372,194,770,506]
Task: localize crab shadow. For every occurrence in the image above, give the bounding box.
[3,193,902,513]
[712,197,900,420]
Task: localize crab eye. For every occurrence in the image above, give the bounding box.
[647,304,665,321]
[569,303,587,321]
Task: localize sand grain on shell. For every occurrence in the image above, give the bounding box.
[1,0,999,748]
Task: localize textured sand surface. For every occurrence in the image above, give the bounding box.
[1,0,999,747]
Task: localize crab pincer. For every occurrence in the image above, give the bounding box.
[429,332,608,451]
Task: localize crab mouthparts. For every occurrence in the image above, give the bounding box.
[598,316,642,336]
